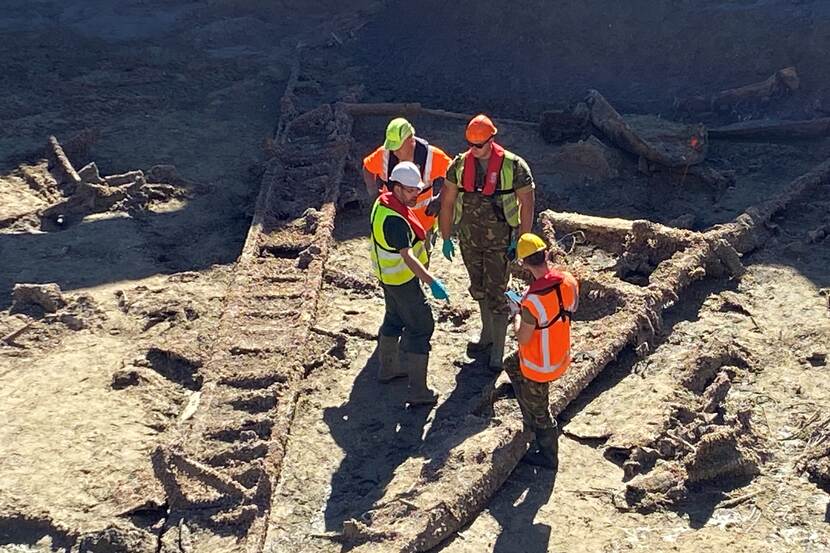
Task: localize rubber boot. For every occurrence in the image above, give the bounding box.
[403,351,438,406]
[524,426,559,470]
[466,301,493,356]
[488,313,509,371]
[377,335,406,383]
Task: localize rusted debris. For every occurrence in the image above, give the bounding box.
[340,101,421,117]
[36,158,188,230]
[46,135,81,189]
[676,67,800,115]
[145,345,204,390]
[624,416,762,513]
[623,464,687,509]
[152,447,252,509]
[710,117,830,140]
[639,159,736,190]
[343,402,530,553]
[708,158,830,254]
[567,338,759,510]
[340,101,538,128]
[537,211,745,282]
[539,210,680,254]
[615,220,698,281]
[540,96,723,186]
[152,49,357,552]
[4,136,187,232]
[586,89,707,168]
[539,105,591,143]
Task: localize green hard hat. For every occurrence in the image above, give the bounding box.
[384,117,414,151]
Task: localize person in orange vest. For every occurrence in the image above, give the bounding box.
[438,114,536,370]
[363,117,452,251]
[506,233,579,470]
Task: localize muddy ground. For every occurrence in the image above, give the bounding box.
[352,0,830,118]
[263,115,830,553]
[1,2,829,552]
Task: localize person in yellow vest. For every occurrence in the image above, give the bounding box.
[370,161,450,407]
[438,114,536,370]
[507,233,579,470]
[363,118,452,251]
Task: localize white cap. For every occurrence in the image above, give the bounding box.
[389,161,426,191]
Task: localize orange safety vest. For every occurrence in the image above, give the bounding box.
[363,138,451,231]
[518,270,579,383]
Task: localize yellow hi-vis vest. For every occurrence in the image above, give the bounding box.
[452,149,520,227]
[370,201,428,286]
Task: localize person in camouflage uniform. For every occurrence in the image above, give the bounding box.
[502,352,554,429]
[438,114,536,370]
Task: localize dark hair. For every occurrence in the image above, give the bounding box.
[523,250,547,267]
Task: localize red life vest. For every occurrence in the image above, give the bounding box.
[462,142,505,196]
[378,191,426,241]
[528,270,564,294]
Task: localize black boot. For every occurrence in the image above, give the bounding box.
[377,334,406,383]
[523,426,559,471]
[403,351,438,407]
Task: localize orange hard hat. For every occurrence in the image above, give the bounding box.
[466,114,498,143]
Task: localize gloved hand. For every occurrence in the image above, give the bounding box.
[505,290,521,316]
[429,279,450,301]
[425,195,441,217]
[442,238,455,262]
[506,238,518,261]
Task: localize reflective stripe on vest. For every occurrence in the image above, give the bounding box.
[380,139,436,230]
[370,203,428,286]
[413,194,433,210]
[384,137,430,181]
[518,283,577,382]
[453,149,520,228]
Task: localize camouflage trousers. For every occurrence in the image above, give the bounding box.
[503,352,555,431]
[425,228,437,259]
[459,238,511,315]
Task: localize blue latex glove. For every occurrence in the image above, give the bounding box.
[442,238,455,262]
[429,279,450,301]
[506,238,518,261]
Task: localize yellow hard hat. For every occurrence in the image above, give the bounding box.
[517,233,547,260]
[384,117,415,151]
